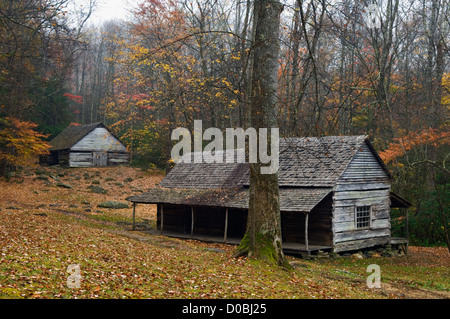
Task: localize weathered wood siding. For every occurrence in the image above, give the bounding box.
[157,204,192,233]
[71,127,127,152]
[339,143,388,183]
[333,142,391,253]
[58,149,70,167]
[194,206,226,236]
[66,128,128,167]
[69,152,93,167]
[227,208,247,238]
[158,205,230,237]
[282,194,333,246]
[107,152,129,166]
[68,151,128,167]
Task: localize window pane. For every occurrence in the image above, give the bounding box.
[356,206,371,229]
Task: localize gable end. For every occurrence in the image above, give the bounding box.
[337,141,390,183]
[71,127,127,152]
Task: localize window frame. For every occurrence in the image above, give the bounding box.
[355,205,372,230]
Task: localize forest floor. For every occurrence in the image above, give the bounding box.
[0,165,449,299]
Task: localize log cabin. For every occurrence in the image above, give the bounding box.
[128,136,411,256]
[42,122,129,167]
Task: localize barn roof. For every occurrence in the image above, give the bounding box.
[159,135,390,189]
[48,123,117,151]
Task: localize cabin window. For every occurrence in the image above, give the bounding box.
[356,205,371,229]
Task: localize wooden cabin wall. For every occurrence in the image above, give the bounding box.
[281,212,305,243]
[58,150,70,166]
[69,152,93,167]
[69,151,128,167]
[227,208,247,238]
[194,207,226,236]
[71,127,127,152]
[309,195,333,245]
[108,152,129,166]
[40,151,59,166]
[157,204,230,236]
[157,204,191,233]
[281,194,333,246]
[333,142,391,253]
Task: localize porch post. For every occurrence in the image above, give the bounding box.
[406,208,409,255]
[305,212,309,254]
[191,206,194,239]
[160,204,164,235]
[132,203,136,231]
[224,208,229,243]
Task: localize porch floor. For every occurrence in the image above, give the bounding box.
[389,237,408,245]
[142,229,332,256]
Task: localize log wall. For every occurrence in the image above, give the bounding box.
[68,151,128,167]
[69,151,93,167]
[282,194,333,246]
[333,143,391,253]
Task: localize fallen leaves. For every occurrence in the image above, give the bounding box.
[0,166,448,299]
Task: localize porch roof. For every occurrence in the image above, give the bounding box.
[127,187,332,213]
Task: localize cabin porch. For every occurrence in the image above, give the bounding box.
[132,202,334,257]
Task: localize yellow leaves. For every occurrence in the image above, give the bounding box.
[161,63,172,72]
[230,54,241,61]
[0,117,49,166]
[442,72,450,106]
[221,79,232,89]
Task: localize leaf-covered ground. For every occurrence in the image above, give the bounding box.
[0,166,449,299]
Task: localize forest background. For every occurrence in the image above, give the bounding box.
[0,0,448,249]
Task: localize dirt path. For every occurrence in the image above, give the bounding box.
[379,281,450,299]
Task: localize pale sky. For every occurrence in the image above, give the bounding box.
[89,0,131,24]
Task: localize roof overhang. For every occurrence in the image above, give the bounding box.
[127,187,333,213]
[390,192,412,208]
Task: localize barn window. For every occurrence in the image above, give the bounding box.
[356,205,371,229]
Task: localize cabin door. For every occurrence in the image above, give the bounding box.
[93,151,108,166]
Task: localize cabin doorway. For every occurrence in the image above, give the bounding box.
[93,151,108,166]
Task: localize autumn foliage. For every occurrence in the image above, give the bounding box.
[63,93,83,105]
[0,117,49,174]
[379,128,450,164]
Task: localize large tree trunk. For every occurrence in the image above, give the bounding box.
[234,0,288,267]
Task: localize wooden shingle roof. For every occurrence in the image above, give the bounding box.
[264,135,382,187]
[160,135,386,189]
[127,187,332,212]
[159,162,248,189]
[128,135,391,212]
[49,123,106,151]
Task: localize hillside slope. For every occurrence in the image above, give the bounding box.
[0,166,448,299]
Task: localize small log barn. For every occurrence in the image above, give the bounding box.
[128,136,411,255]
[42,122,129,168]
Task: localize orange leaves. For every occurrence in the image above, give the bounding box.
[63,93,83,104]
[379,128,450,163]
[0,117,50,167]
